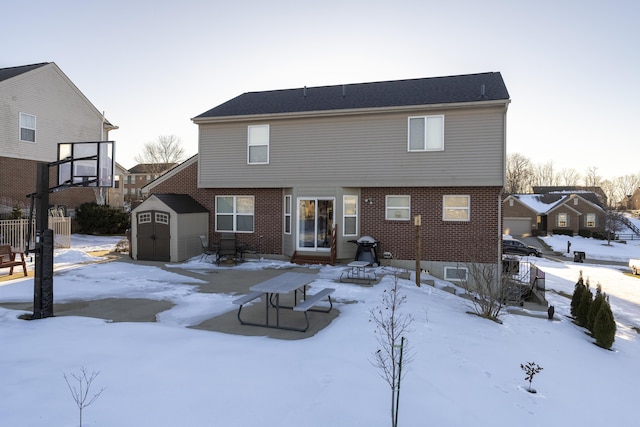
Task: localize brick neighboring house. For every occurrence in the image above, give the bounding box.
[503,192,606,237]
[124,163,176,204]
[146,73,510,282]
[0,62,118,216]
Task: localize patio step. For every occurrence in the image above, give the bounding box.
[290,251,334,266]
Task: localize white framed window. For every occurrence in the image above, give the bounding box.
[557,213,568,227]
[284,195,292,234]
[444,267,468,282]
[586,213,596,228]
[216,196,255,232]
[343,195,358,236]
[386,195,410,220]
[155,212,169,224]
[408,115,444,151]
[138,212,151,224]
[19,113,36,142]
[248,124,269,164]
[443,195,470,221]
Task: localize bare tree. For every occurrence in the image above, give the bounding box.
[583,166,602,187]
[134,134,185,174]
[605,209,626,244]
[505,153,533,194]
[370,273,413,427]
[460,261,509,322]
[64,367,106,426]
[559,168,582,186]
[531,161,559,187]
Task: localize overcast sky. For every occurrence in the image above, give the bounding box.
[3,0,638,179]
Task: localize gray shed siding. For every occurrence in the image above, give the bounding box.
[198,105,506,189]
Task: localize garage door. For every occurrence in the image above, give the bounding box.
[503,218,531,237]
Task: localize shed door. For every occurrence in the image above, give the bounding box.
[137,210,171,261]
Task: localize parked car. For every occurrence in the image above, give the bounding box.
[502,239,542,257]
[630,258,640,275]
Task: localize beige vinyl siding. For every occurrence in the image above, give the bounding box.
[198,105,506,188]
[0,64,104,163]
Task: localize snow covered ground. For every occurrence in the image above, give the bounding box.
[1,222,639,426]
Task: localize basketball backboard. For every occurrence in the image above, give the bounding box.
[57,141,114,188]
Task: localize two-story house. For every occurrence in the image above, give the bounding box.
[0,62,117,216]
[147,73,510,281]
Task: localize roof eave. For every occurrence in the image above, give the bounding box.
[191,98,510,124]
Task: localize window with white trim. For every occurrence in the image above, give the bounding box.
[557,213,568,227]
[585,213,596,228]
[248,125,269,164]
[19,113,36,142]
[408,115,444,151]
[444,267,468,281]
[443,195,470,221]
[386,195,410,220]
[284,195,291,234]
[138,212,151,224]
[155,212,169,224]
[343,195,358,236]
[216,196,255,232]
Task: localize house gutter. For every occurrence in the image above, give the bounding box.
[192,99,511,124]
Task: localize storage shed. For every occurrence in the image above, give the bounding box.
[130,194,209,262]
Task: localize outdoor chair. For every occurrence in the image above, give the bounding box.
[199,235,216,262]
[216,233,239,265]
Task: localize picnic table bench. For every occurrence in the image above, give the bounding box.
[0,245,27,277]
[232,272,335,332]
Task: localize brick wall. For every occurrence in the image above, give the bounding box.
[360,186,502,263]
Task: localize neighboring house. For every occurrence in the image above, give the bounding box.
[123,163,176,204]
[147,73,510,282]
[532,186,608,207]
[503,193,606,237]
[0,62,117,216]
[621,187,640,211]
[108,162,128,210]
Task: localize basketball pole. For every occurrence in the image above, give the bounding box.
[32,162,54,319]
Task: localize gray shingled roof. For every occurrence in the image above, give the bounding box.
[0,63,49,82]
[152,194,208,214]
[195,72,509,119]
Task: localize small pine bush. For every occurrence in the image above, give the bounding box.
[587,285,604,333]
[576,281,592,327]
[570,273,585,318]
[593,298,616,349]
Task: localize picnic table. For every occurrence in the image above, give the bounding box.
[233,272,334,332]
[340,260,376,284]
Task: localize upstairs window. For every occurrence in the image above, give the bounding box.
[19,113,36,142]
[408,115,444,151]
[248,125,269,164]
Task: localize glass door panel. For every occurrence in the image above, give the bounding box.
[297,198,334,250]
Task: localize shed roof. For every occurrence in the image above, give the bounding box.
[194,72,509,119]
[151,194,208,214]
